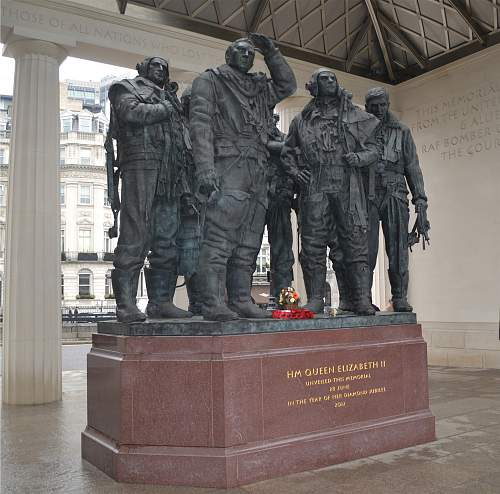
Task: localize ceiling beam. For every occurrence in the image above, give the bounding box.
[346,17,371,71]
[377,11,429,69]
[446,0,487,45]
[191,0,215,18]
[319,0,328,54]
[213,0,222,24]
[364,0,395,82]
[249,0,269,32]
[116,0,128,14]
[221,5,245,26]
[295,0,304,47]
[428,30,500,71]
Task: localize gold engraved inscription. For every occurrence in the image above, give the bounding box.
[286,360,386,380]
[286,360,388,408]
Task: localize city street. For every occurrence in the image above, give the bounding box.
[0,344,91,374]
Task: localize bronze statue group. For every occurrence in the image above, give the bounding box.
[106,34,429,323]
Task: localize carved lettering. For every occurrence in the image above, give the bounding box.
[2,2,213,62]
[284,359,389,409]
[409,79,500,161]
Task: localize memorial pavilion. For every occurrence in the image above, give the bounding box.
[2,1,500,492]
[1,0,499,468]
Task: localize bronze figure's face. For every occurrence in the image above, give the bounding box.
[317,70,338,97]
[366,94,390,121]
[227,40,255,74]
[147,57,169,87]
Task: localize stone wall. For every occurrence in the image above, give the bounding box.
[392,45,500,368]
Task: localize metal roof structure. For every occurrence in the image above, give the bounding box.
[115,0,500,83]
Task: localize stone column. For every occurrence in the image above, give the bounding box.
[371,230,391,310]
[2,39,67,404]
[275,96,311,133]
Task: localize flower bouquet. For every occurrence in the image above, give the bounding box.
[279,286,300,309]
[272,287,315,319]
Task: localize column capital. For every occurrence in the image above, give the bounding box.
[3,37,67,65]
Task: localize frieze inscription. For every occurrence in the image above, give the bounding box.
[1,1,218,65]
[408,80,500,161]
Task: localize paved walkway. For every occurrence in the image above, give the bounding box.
[2,366,500,493]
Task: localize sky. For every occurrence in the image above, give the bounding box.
[0,43,134,95]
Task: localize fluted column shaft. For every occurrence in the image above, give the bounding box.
[372,231,391,309]
[2,39,67,404]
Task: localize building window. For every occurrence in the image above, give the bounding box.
[0,184,6,206]
[0,148,5,164]
[104,229,113,253]
[61,273,64,298]
[92,117,101,133]
[79,116,92,133]
[61,229,65,252]
[78,269,92,297]
[104,188,110,207]
[80,147,91,165]
[60,147,65,166]
[78,228,92,253]
[61,117,72,132]
[105,270,113,297]
[0,225,5,258]
[60,184,65,205]
[68,86,97,105]
[255,245,270,276]
[79,184,92,205]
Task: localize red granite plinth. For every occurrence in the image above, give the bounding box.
[82,322,435,488]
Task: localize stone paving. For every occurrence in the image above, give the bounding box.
[2,366,500,493]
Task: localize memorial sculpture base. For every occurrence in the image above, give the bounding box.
[82,313,435,488]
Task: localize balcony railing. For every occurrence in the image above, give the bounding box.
[103,252,114,261]
[252,274,270,285]
[61,304,116,322]
[78,252,98,261]
[60,131,103,143]
[61,251,114,262]
[0,130,11,139]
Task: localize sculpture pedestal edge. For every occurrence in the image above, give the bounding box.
[82,319,435,488]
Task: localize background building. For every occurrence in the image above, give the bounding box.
[0,94,12,305]
[58,79,116,313]
[0,80,119,315]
